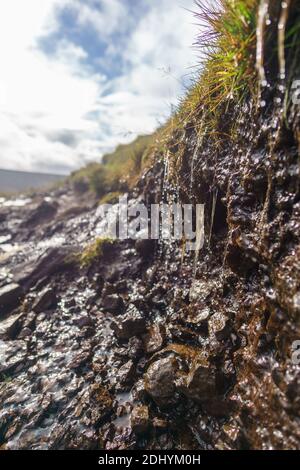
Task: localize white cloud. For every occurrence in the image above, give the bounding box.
[0,0,199,174]
[71,0,128,38]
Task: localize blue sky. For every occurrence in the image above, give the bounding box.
[0,0,199,174]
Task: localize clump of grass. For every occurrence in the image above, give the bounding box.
[99,191,122,205]
[182,0,258,125]
[80,237,115,267]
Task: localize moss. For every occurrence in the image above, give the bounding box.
[80,237,115,267]
[99,191,122,205]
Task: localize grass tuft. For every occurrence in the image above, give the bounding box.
[80,237,115,267]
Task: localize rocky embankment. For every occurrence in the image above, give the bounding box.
[0,99,300,450]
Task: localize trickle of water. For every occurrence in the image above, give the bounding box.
[190,133,203,195]
[256,0,270,87]
[278,0,291,81]
[209,189,218,245]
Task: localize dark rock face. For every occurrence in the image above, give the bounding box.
[101,294,124,314]
[21,200,58,228]
[0,312,23,339]
[0,70,300,450]
[143,324,166,354]
[135,239,155,259]
[144,355,181,408]
[13,246,77,291]
[0,283,22,316]
[32,288,57,313]
[111,305,146,340]
[182,356,217,403]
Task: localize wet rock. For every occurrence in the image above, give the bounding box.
[111,305,146,340]
[202,398,235,418]
[181,354,217,403]
[0,283,22,317]
[127,336,143,359]
[0,339,28,374]
[13,246,78,291]
[68,350,91,370]
[0,312,23,339]
[32,288,57,313]
[189,279,216,303]
[147,285,167,309]
[186,307,211,325]
[131,379,148,402]
[144,355,181,408]
[117,360,136,387]
[0,209,8,223]
[17,327,32,339]
[21,200,58,228]
[168,324,200,343]
[208,312,231,340]
[64,298,76,309]
[135,239,155,259]
[90,383,113,416]
[152,417,168,431]
[74,315,94,329]
[222,421,244,447]
[102,294,124,314]
[143,324,166,354]
[130,405,150,435]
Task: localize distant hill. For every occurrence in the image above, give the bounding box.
[0,169,66,194]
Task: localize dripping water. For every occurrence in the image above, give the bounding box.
[278,0,291,81]
[256,0,270,88]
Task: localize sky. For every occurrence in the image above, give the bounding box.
[0,0,199,175]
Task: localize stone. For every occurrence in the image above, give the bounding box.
[68,350,91,370]
[143,324,166,354]
[131,379,147,402]
[74,315,94,329]
[117,360,136,386]
[21,200,58,228]
[17,327,32,339]
[181,354,217,403]
[0,339,27,374]
[152,417,168,430]
[32,288,57,313]
[186,307,211,324]
[144,355,181,408]
[111,305,146,340]
[102,294,124,314]
[0,312,23,339]
[189,279,216,303]
[13,246,78,292]
[130,405,150,435]
[208,312,231,340]
[0,283,22,317]
[135,239,155,259]
[127,336,143,359]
